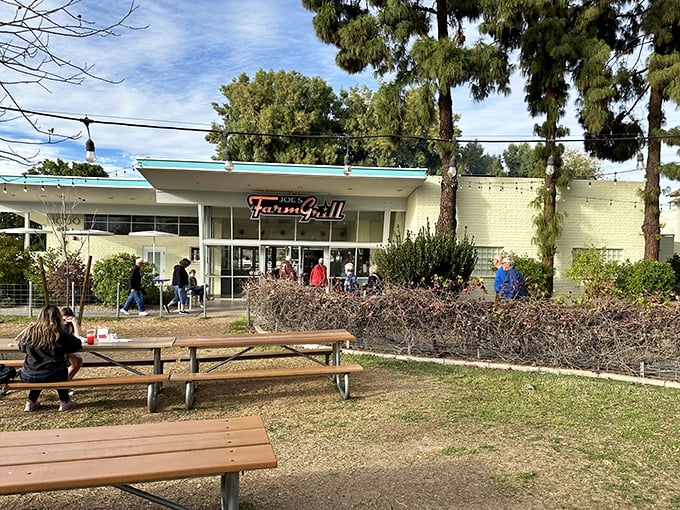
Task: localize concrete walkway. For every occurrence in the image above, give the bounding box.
[0,298,249,319]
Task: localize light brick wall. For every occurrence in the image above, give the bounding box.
[407,176,645,295]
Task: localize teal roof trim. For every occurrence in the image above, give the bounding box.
[135,158,428,179]
[0,174,152,188]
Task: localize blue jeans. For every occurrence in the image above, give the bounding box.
[122,289,146,312]
[21,367,70,403]
[170,285,187,306]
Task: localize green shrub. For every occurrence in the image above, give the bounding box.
[565,246,619,298]
[616,259,676,302]
[507,253,553,298]
[667,254,680,292]
[0,235,32,284]
[374,223,476,292]
[91,253,158,307]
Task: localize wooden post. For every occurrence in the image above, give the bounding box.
[78,256,92,324]
[37,256,49,304]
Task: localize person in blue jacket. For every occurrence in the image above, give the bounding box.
[492,254,506,298]
[499,256,527,300]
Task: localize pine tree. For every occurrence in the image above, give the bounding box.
[301,0,511,233]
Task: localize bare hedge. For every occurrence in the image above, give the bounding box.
[246,279,680,377]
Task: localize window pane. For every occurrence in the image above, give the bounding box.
[357,211,383,242]
[233,208,258,239]
[331,211,357,242]
[296,220,330,242]
[261,216,295,240]
[107,215,131,235]
[389,211,406,242]
[473,246,504,277]
[210,207,232,239]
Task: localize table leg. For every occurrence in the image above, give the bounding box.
[332,342,341,366]
[185,347,197,409]
[221,472,240,510]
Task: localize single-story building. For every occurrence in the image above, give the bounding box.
[0,158,671,297]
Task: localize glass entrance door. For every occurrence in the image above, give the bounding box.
[300,247,325,285]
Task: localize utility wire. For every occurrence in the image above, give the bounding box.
[1,105,675,145]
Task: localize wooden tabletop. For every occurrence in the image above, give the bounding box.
[174,329,356,349]
[0,416,276,495]
[0,337,176,352]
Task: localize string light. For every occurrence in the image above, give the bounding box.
[1,105,673,149]
[343,135,352,176]
[82,116,96,163]
[223,132,233,171]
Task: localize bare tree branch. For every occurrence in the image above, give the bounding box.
[0,0,146,164]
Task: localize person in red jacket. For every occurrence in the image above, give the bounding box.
[309,258,328,287]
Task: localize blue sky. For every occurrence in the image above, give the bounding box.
[0,0,676,193]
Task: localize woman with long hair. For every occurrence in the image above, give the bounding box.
[16,304,82,412]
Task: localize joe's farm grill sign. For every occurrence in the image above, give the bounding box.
[247,195,346,223]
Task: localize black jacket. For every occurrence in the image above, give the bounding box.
[18,329,82,377]
[128,264,143,291]
[171,264,189,287]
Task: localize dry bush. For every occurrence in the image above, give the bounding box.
[246,278,680,376]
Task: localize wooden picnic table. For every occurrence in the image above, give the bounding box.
[172,329,363,409]
[0,416,277,509]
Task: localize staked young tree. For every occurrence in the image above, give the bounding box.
[0,1,144,164]
[301,0,511,234]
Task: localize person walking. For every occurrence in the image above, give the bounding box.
[164,258,191,314]
[492,254,506,299]
[499,256,527,300]
[365,264,383,295]
[309,258,328,287]
[120,257,150,316]
[16,304,82,412]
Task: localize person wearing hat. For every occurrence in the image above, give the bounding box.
[120,257,150,316]
[343,262,358,293]
[309,258,328,287]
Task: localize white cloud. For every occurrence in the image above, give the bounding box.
[1,0,679,209]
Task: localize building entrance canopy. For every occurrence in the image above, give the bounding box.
[135,158,428,198]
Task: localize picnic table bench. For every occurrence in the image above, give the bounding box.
[172,329,363,409]
[0,416,277,510]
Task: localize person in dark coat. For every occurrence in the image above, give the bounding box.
[164,258,191,314]
[120,257,149,316]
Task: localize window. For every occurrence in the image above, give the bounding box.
[473,246,505,277]
[357,211,384,242]
[331,211,357,242]
[84,214,199,237]
[572,247,623,263]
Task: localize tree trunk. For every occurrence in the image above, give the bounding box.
[643,81,662,261]
[435,0,457,235]
[543,174,556,297]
